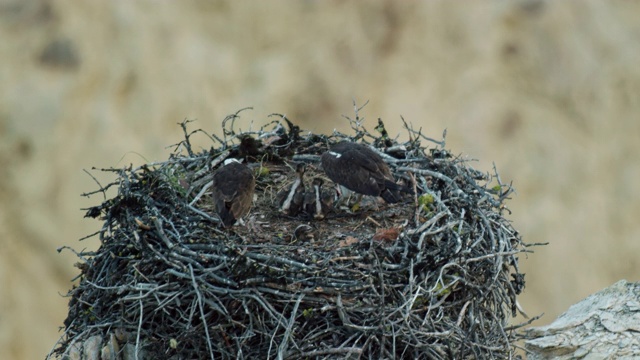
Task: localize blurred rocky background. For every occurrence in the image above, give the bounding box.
[1,0,639,358]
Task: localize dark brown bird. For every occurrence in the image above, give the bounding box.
[303,177,333,219]
[276,163,306,216]
[293,224,317,242]
[238,134,264,161]
[211,158,255,227]
[321,141,410,203]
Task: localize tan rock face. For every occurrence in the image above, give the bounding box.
[1,1,640,359]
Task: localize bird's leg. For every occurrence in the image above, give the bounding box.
[333,184,346,207]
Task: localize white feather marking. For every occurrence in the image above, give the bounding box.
[281,178,301,211]
[328,151,342,158]
[314,185,322,215]
[224,158,241,165]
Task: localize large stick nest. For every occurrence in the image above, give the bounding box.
[51,107,535,359]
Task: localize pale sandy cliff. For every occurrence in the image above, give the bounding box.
[1,1,639,359]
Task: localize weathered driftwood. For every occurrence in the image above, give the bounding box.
[524,280,640,359]
[65,334,142,360]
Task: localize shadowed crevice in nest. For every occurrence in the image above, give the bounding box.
[51,107,538,359]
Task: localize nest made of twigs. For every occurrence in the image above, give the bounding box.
[51,107,535,359]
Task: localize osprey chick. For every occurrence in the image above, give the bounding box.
[321,141,410,203]
[303,177,333,219]
[211,158,255,227]
[276,163,307,216]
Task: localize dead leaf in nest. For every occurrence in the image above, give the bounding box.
[372,228,400,242]
[135,218,151,230]
[178,179,189,191]
[338,236,359,247]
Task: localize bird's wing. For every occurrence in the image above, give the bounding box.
[323,154,380,196]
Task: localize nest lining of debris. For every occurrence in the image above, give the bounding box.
[52,108,534,359]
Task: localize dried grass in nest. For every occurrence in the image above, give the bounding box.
[50,107,537,359]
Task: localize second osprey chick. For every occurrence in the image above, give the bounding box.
[321,141,410,203]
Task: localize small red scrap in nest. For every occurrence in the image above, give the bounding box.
[338,236,359,247]
[372,227,400,242]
